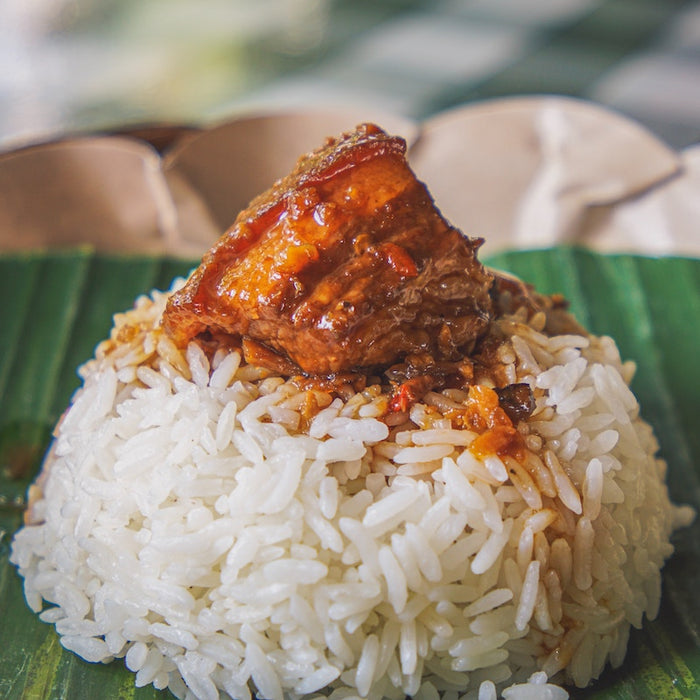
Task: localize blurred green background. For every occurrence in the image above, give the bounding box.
[1,0,698,150]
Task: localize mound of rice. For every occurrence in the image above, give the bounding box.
[10,280,693,700]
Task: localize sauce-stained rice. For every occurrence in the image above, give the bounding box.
[10,281,693,700]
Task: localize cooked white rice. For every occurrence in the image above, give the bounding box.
[10,281,693,700]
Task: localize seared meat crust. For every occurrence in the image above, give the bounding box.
[163,124,493,375]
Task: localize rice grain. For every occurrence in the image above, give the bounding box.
[10,284,691,700]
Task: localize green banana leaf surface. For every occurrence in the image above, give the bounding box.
[1,248,698,699]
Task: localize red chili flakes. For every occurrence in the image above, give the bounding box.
[388,375,433,413]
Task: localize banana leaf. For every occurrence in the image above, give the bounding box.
[1,248,698,699]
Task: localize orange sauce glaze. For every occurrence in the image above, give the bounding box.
[162,123,493,377]
[451,385,527,461]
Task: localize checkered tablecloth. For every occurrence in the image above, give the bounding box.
[0,0,698,149]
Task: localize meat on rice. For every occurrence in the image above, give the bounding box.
[10,124,694,700]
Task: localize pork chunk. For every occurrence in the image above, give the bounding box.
[162,123,493,375]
